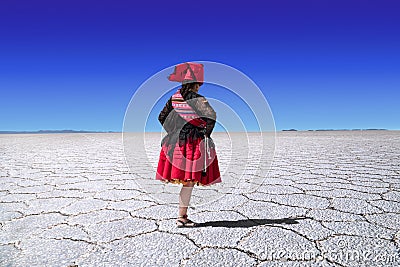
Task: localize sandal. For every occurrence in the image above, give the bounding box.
[176,214,198,228]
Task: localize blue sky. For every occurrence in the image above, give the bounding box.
[1,0,399,131]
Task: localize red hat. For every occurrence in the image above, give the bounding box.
[168,62,204,84]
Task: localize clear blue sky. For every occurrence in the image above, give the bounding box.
[1,0,399,131]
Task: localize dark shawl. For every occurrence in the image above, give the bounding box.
[158,88,216,155]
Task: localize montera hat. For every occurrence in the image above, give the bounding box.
[168,62,204,85]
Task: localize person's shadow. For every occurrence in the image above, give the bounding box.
[195,216,309,228]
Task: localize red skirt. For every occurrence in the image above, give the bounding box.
[156,137,221,186]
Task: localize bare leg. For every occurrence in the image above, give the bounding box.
[178,181,195,219]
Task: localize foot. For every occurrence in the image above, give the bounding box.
[176,214,198,228]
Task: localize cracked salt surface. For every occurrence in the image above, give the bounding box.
[0,131,399,266]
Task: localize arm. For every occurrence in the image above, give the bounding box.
[158,97,173,133]
[189,95,216,137]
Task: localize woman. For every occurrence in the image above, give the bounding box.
[156,62,221,227]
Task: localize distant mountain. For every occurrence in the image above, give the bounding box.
[281,129,388,132]
[0,129,390,134]
[0,130,117,134]
[312,129,387,131]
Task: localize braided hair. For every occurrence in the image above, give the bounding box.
[180,82,201,99]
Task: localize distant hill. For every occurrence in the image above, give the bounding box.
[312,129,387,131]
[0,130,117,134]
[282,129,388,132]
[0,129,390,134]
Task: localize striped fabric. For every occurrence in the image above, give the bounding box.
[171,90,206,128]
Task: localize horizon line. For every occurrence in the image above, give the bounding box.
[0,128,396,134]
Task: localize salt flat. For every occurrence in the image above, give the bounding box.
[0,131,399,266]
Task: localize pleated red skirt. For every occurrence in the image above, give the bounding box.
[156,137,221,186]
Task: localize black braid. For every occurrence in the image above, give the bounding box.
[180,82,200,99]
